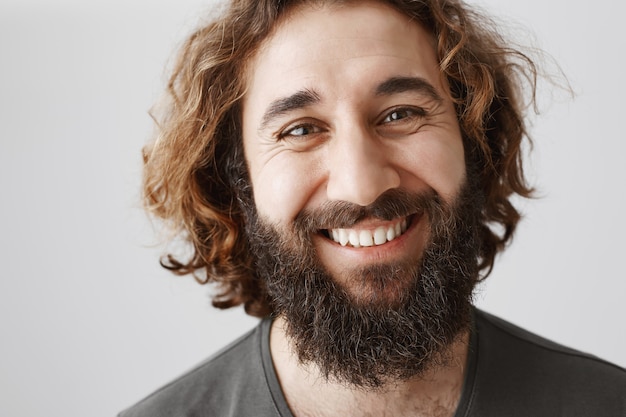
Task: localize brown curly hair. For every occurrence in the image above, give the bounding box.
[144,0,537,318]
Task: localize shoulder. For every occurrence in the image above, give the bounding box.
[119,319,278,417]
[475,308,626,379]
[470,309,626,416]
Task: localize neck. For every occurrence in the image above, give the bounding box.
[270,317,470,417]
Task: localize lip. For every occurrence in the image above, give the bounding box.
[314,212,427,266]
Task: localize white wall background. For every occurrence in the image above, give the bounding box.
[0,0,624,416]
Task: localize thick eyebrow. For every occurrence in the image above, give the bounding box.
[375,76,443,103]
[258,78,441,130]
[259,89,321,130]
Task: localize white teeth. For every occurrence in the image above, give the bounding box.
[359,230,374,247]
[374,227,387,245]
[386,227,396,242]
[338,229,349,246]
[328,217,410,248]
[348,230,361,248]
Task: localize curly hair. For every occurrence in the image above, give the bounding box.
[144,0,537,318]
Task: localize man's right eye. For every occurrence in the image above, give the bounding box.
[278,123,320,139]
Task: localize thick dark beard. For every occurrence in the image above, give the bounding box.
[241,179,483,389]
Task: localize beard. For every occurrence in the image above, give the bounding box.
[240,176,483,389]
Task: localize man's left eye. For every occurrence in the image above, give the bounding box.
[382,107,424,123]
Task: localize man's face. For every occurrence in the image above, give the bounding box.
[240,1,476,387]
[242,1,466,300]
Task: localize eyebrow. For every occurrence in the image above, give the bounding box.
[258,76,443,130]
[375,76,444,103]
[260,89,321,130]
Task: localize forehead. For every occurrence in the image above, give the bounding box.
[243,1,443,117]
[264,1,430,51]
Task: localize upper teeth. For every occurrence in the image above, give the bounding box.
[329,218,408,248]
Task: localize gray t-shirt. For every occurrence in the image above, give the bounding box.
[119,309,626,416]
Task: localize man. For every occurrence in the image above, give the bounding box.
[122,0,626,416]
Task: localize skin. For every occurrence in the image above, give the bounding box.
[242,2,468,416]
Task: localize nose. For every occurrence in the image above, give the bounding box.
[326,125,401,206]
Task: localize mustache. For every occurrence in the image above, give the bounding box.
[294,188,441,233]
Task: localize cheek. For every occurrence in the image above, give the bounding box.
[429,141,466,199]
[249,154,324,224]
[397,135,466,202]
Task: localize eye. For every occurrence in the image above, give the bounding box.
[382,107,426,124]
[278,122,323,140]
[377,106,427,137]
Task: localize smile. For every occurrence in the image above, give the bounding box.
[326,216,411,248]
